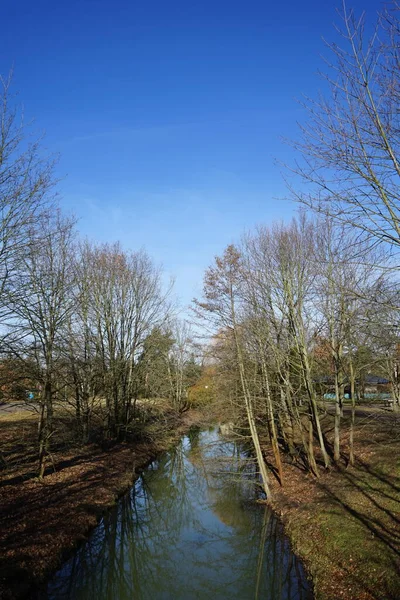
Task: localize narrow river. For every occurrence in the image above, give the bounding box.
[42,427,312,599]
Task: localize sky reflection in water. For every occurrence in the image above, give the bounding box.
[43,428,312,600]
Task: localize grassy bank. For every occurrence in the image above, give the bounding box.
[0,403,207,600]
[269,407,400,600]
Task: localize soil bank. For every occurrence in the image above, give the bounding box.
[0,409,206,600]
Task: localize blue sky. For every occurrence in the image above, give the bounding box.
[1,0,380,309]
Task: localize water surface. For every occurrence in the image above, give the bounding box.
[43,427,312,599]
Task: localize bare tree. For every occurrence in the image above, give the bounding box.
[289,2,400,252]
[4,212,76,477]
[0,72,56,336]
[166,320,201,413]
[270,218,332,469]
[313,218,387,460]
[62,243,103,442]
[194,245,273,500]
[78,243,171,437]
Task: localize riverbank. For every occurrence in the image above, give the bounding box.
[2,404,398,600]
[0,405,207,600]
[269,407,400,600]
[42,426,311,599]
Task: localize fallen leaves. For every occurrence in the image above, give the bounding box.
[0,409,200,599]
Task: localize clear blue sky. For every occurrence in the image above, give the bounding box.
[1,0,380,308]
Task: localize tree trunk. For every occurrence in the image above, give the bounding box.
[308,416,319,477]
[38,379,53,480]
[349,359,356,466]
[259,353,283,484]
[298,340,331,469]
[279,380,296,457]
[333,352,343,463]
[231,299,272,500]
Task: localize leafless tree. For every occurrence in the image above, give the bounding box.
[166,320,200,413]
[194,245,273,500]
[4,211,76,477]
[289,2,400,253]
[0,72,56,339]
[77,242,171,437]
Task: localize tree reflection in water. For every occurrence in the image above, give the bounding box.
[43,428,312,600]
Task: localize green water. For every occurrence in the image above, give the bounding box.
[42,427,312,599]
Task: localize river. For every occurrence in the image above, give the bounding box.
[41,427,312,599]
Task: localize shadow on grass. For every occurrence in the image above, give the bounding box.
[315,458,400,599]
[0,415,112,487]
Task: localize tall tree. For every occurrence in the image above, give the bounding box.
[79,243,170,437]
[0,73,56,339]
[194,245,273,500]
[290,2,400,251]
[5,212,76,477]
